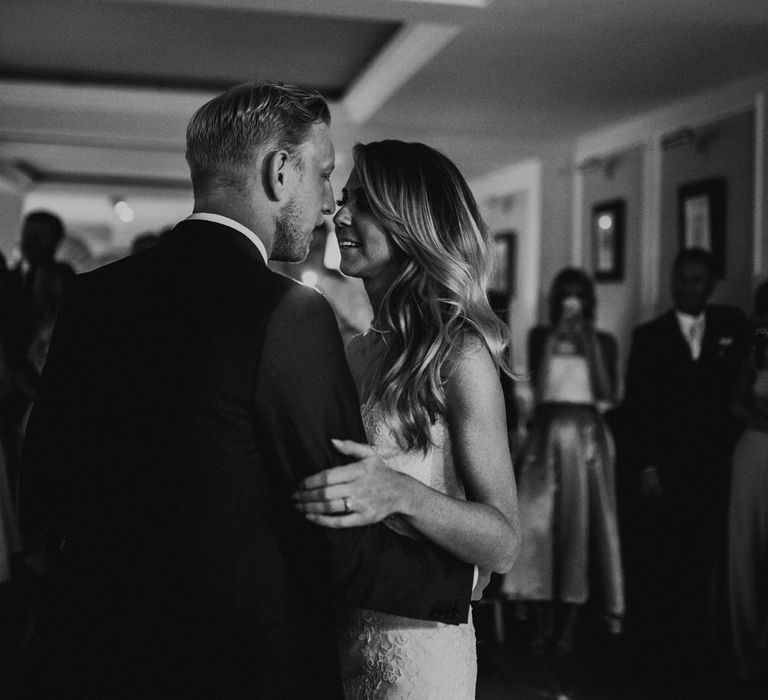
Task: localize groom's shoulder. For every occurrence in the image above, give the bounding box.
[268,275,338,328]
[70,250,150,304]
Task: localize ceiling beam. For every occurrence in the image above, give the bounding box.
[340,22,460,124]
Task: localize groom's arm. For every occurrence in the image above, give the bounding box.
[254,283,474,624]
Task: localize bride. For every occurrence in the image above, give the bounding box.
[294,140,520,699]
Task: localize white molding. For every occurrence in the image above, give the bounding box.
[575,70,768,161]
[0,79,216,116]
[390,0,489,6]
[754,92,765,279]
[574,70,768,315]
[340,23,459,124]
[571,167,584,267]
[92,0,483,22]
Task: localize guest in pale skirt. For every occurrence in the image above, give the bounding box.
[502,268,624,655]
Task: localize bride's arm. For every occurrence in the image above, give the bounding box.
[294,340,520,574]
[400,339,519,572]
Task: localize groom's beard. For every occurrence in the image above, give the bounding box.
[271,197,310,263]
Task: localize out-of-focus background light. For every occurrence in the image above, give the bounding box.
[113,199,134,223]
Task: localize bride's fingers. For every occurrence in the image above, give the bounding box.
[292,482,350,503]
[294,497,351,514]
[304,512,368,528]
[298,464,361,490]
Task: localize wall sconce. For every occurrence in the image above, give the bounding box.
[661,128,695,150]
[661,126,721,154]
[577,155,622,178]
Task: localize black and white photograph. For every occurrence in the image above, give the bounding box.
[0,2,767,699]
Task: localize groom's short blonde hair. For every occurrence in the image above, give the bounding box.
[185,81,330,194]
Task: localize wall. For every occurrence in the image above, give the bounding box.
[0,190,23,260]
[573,69,768,336]
[0,164,29,259]
[658,110,755,312]
[471,158,542,374]
[538,143,577,320]
[580,145,644,375]
[22,185,194,264]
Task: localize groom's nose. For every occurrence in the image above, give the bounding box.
[321,181,335,216]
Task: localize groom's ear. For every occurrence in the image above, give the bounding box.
[263,149,295,203]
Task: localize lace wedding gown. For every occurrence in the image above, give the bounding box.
[338,398,477,699]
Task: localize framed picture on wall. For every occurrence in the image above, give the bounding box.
[591,199,625,282]
[488,230,517,305]
[677,177,726,278]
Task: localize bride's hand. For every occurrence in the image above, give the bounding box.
[292,438,412,527]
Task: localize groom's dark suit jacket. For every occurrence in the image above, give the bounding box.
[20,220,472,699]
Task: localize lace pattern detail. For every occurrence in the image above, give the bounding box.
[341,607,476,700]
[339,399,476,699]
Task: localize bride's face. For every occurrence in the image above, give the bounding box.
[333,169,404,285]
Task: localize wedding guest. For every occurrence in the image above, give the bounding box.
[3,213,74,485]
[622,247,749,661]
[728,279,768,683]
[501,267,623,655]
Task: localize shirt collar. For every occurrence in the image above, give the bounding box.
[676,310,706,333]
[185,212,268,265]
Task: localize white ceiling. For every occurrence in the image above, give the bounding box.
[2,0,768,195]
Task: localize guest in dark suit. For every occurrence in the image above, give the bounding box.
[19,82,474,699]
[3,212,74,491]
[623,247,749,662]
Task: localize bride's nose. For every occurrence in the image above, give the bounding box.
[333,206,350,227]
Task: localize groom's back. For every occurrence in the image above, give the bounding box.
[21,221,345,698]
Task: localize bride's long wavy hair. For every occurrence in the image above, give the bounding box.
[353,140,513,453]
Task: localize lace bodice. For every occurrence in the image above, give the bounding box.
[363,398,465,499]
[339,399,476,700]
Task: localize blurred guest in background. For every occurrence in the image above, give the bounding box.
[727,279,768,684]
[2,212,75,489]
[502,267,623,656]
[26,262,74,376]
[14,211,73,285]
[623,247,749,662]
[0,252,23,584]
[0,336,23,586]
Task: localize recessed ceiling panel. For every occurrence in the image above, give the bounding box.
[0,0,400,97]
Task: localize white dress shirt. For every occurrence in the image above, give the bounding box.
[676,311,706,361]
[186,212,269,264]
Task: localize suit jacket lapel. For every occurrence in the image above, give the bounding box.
[662,310,694,365]
[700,307,723,361]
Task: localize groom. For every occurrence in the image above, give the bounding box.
[20,82,474,698]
